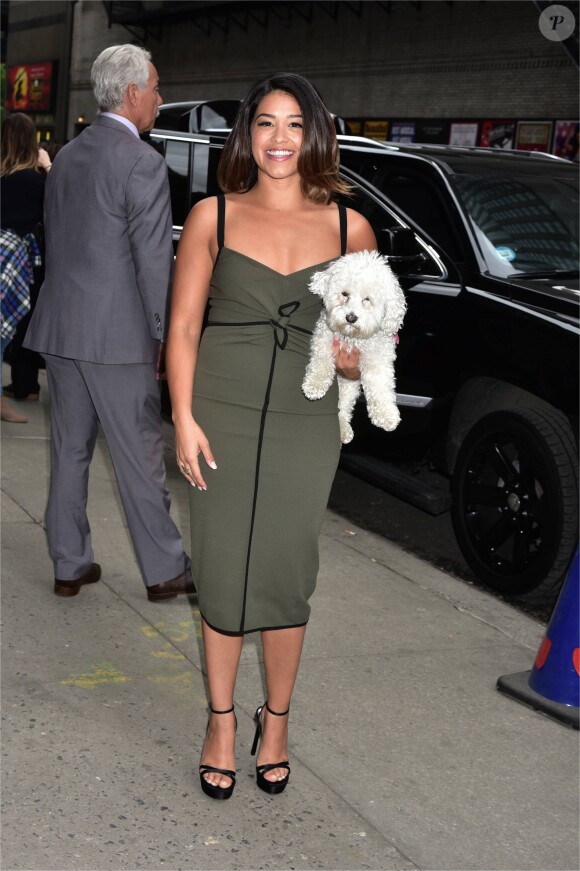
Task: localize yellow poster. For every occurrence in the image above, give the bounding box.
[363,120,389,141]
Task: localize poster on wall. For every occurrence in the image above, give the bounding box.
[363,120,389,141]
[390,122,416,143]
[5,62,55,112]
[515,121,553,153]
[552,121,579,162]
[416,120,449,144]
[449,122,478,147]
[479,120,515,149]
[345,120,362,136]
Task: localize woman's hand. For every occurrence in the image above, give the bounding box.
[38,147,52,173]
[332,337,361,380]
[174,415,217,491]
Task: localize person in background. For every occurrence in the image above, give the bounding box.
[1,113,47,408]
[0,227,41,423]
[24,44,192,602]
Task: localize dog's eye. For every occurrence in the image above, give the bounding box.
[341,291,349,299]
[363,297,371,304]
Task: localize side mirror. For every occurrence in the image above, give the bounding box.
[381,226,427,276]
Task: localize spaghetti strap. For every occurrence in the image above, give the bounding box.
[217,192,225,250]
[338,203,347,256]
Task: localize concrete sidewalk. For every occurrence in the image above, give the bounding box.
[1,367,578,871]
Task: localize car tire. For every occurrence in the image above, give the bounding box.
[451,406,578,601]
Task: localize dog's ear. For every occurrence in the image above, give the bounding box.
[380,266,408,333]
[308,265,332,298]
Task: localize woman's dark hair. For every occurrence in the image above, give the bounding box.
[217,72,351,205]
[1,113,39,176]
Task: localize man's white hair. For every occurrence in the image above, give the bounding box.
[91,44,152,112]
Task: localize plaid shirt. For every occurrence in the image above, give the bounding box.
[1,229,42,341]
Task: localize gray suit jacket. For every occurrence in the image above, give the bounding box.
[25,115,173,363]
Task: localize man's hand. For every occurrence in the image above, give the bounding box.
[156,341,167,381]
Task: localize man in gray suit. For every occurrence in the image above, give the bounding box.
[25,45,193,602]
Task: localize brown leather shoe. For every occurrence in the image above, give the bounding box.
[147,569,196,602]
[3,388,39,401]
[54,563,101,597]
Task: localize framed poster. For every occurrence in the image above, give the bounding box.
[552,121,579,162]
[416,120,449,144]
[5,62,55,112]
[345,119,362,136]
[515,121,553,153]
[363,120,389,141]
[479,120,515,149]
[449,122,478,147]
[390,121,416,143]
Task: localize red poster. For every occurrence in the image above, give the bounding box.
[479,120,515,149]
[6,62,54,111]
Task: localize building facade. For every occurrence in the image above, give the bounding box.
[4,0,579,150]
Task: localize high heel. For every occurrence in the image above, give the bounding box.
[199,705,237,800]
[251,702,290,795]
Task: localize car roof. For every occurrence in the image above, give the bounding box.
[150,115,576,177]
[337,136,575,175]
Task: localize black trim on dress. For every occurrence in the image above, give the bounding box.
[203,197,348,633]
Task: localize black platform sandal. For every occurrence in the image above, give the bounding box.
[250,702,291,795]
[199,704,237,800]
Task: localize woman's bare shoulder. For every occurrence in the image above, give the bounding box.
[344,206,377,252]
[191,195,220,223]
[180,195,220,242]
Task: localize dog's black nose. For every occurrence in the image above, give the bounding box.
[346,313,358,324]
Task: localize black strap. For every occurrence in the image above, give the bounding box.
[217,192,225,250]
[339,203,347,256]
[218,193,345,256]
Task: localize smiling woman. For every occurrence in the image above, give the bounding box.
[166,71,376,803]
[217,72,350,203]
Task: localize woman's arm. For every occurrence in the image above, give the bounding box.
[345,208,377,255]
[335,209,378,378]
[166,197,218,490]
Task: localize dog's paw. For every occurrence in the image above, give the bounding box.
[339,420,354,443]
[302,380,330,400]
[369,406,401,432]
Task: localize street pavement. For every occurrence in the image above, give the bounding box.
[1,366,578,871]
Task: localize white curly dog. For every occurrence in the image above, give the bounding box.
[302,249,407,444]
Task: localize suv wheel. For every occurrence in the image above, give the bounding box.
[451,407,578,601]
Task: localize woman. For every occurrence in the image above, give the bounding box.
[166,73,376,800]
[1,113,48,413]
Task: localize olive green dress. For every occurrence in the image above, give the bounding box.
[190,195,346,634]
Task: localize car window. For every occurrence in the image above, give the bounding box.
[378,170,464,262]
[340,149,464,262]
[451,173,580,276]
[150,135,224,229]
[340,179,446,280]
[165,139,190,227]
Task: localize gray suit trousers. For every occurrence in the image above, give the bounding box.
[44,355,190,586]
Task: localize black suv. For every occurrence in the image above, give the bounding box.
[148,116,579,603]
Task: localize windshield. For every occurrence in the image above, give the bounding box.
[451,170,579,278]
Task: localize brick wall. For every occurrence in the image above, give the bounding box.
[66,0,578,138]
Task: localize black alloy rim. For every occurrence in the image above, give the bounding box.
[462,430,556,578]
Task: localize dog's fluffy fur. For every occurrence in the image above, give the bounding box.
[302,250,407,444]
